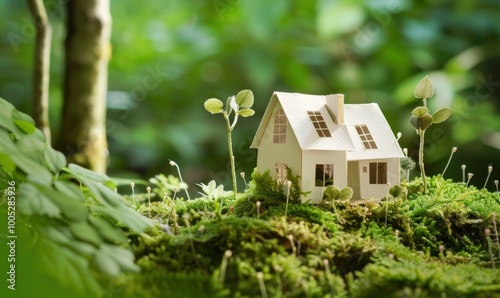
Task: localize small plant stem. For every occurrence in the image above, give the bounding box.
[285,181,292,217]
[240,172,248,191]
[131,182,135,206]
[466,173,473,188]
[492,213,500,260]
[256,201,261,220]
[485,229,495,269]
[256,272,268,298]
[484,166,493,189]
[288,234,296,255]
[184,215,200,268]
[403,148,410,182]
[218,250,232,284]
[323,259,335,297]
[223,112,237,195]
[495,181,499,202]
[418,130,427,193]
[441,147,457,178]
[462,165,466,183]
[147,186,151,218]
[170,161,190,200]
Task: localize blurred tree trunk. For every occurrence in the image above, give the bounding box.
[59,0,111,173]
[28,0,51,144]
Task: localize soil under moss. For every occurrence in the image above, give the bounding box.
[118,174,500,297]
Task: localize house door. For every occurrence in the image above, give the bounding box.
[347,161,361,200]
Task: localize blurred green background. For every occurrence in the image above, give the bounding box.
[1,0,500,193]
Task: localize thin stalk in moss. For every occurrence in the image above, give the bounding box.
[147,186,151,218]
[288,234,296,255]
[184,214,200,268]
[484,165,493,189]
[403,148,410,182]
[240,172,248,191]
[256,272,268,298]
[495,180,499,201]
[285,180,292,217]
[170,160,190,200]
[418,130,427,193]
[256,201,261,219]
[485,228,495,269]
[131,182,135,206]
[223,111,238,195]
[218,250,232,284]
[442,147,457,178]
[492,213,500,260]
[323,259,335,297]
[462,165,466,183]
[439,245,445,260]
[466,173,474,188]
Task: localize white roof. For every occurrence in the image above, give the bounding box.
[251,92,404,160]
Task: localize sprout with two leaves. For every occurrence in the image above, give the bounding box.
[204,90,255,195]
[410,76,453,193]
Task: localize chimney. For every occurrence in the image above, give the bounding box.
[326,94,345,125]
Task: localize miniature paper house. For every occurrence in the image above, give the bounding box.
[250,92,405,204]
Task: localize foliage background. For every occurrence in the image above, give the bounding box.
[1,0,499,192]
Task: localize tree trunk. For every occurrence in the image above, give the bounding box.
[59,0,111,173]
[28,0,52,145]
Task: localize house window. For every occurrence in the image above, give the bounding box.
[273,108,287,143]
[275,163,288,183]
[369,162,387,184]
[315,164,333,187]
[307,111,331,137]
[355,125,378,149]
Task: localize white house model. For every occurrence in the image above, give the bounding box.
[250,92,405,204]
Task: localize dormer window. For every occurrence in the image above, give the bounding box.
[307,111,331,137]
[273,108,287,143]
[355,124,377,149]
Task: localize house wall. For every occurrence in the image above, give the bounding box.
[357,158,400,199]
[256,104,301,186]
[301,150,347,204]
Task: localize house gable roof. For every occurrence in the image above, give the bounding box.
[251,92,404,159]
[250,92,354,151]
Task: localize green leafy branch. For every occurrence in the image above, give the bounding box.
[204,90,255,195]
[410,76,453,193]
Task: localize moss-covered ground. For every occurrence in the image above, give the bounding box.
[116,172,500,297]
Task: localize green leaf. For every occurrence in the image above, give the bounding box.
[37,182,88,221]
[419,113,433,131]
[54,180,85,202]
[89,216,127,244]
[411,106,429,117]
[414,75,434,99]
[92,247,121,276]
[12,110,36,134]
[432,108,453,124]
[17,183,60,217]
[338,187,353,202]
[92,244,139,276]
[0,152,15,172]
[67,163,109,182]
[235,89,254,109]
[237,108,255,117]
[323,185,340,201]
[389,185,403,198]
[44,146,67,174]
[69,222,102,247]
[410,115,419,131]
[204,98,223,114]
